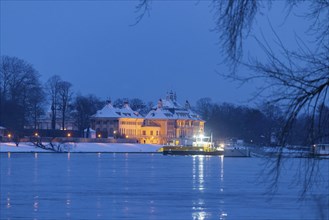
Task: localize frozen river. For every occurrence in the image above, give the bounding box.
[1,153,328,220]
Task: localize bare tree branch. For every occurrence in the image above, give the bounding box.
[131,0,152,26]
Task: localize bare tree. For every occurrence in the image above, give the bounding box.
[210,0,329,145]
[46,75,62,130]
[133,1,328,144]
[27,82,46,129]
[0,56,45,131]
[134,0,329,212]
[212,0,329,211]
[72,94,104,136]
[195,97,213,121]
[58,80,73,130]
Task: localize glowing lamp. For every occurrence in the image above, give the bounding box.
[8,134,12,138]
[97,134,101,138]
[34,132,38,137]
[67,133,71,137]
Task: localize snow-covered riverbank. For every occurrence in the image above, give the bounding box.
[0,142,162,153]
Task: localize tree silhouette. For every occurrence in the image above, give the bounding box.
[0,56,45,131]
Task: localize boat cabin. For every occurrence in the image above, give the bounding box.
[192,134,214,148]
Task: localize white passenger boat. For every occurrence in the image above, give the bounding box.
[161,134,224,156]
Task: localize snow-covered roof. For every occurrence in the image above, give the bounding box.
[145,108,202,120]
[145,108,174,120]
[145,92,202,121]
[153,98,183,109]
[92,102,142,119]
[118,103,143,118]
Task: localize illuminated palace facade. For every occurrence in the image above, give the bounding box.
[90,92,204,144]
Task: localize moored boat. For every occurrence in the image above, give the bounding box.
[224,146,250,157]
[312,144,329,158]
[161,146,224,155]
[160,134,224,156]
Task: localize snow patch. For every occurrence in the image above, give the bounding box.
[0,142,162,153]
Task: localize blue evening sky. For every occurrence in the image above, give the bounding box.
[0,1,308,105]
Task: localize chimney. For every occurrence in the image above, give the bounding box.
[169,90,174,101]
[185,100,190,109]
[157,99,163,109]
[124,101,129,108]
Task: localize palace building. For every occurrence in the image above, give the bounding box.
[90,92,204,144]
[90,101,144,139]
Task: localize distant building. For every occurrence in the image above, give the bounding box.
[90,91,204,145]
[29,109,77,131]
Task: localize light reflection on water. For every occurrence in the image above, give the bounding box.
[0,153,328,220]
[6,193,11,209]
[192,156,222,220]
[192,155,205,191]
[33,195,39,212]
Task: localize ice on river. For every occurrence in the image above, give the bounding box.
[1,154,328,220]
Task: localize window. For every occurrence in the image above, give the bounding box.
[156,131,159,136]
[142,130,146,135]
[150,131,154,136]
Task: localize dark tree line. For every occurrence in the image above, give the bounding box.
[195,97,329,146]
[0,56,101,137]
